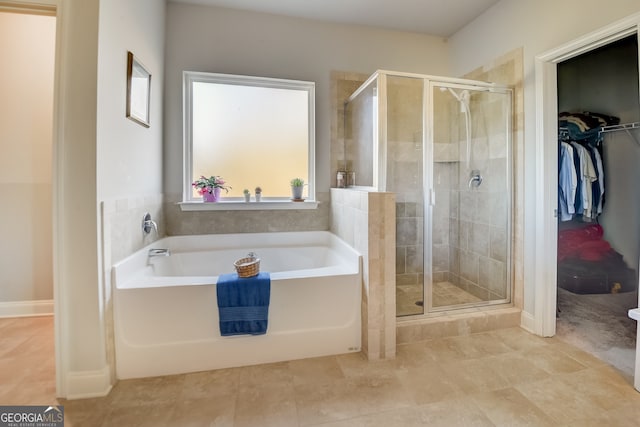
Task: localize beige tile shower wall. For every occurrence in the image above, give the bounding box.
[330,188,396,360]
[101,193,165,383]
[448,93,510,301]
[386,76,425,203]
[386,77,425,315]
[397,50,523,345]
[331,71,369,184]
[463,48,524,310]
[433,93,457,287]
[396,201,425,286]
[433,162,454,283]
[386,77,424,148]
[346,81,376,187]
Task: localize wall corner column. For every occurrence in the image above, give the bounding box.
[330,188,396,360]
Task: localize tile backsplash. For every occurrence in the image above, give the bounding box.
[164,192,330,235]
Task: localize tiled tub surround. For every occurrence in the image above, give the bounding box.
[111,231,362,379]
[101,194,165,384]
[330,188,396,360]
[164,192,331,235]
[102,194,166,266]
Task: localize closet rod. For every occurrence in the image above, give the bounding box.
[599,121,640,146]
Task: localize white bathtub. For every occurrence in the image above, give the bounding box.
[112,231,362,379]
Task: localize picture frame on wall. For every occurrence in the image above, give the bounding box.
[126,51,151,127]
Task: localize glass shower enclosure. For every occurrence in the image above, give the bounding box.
[344,71,513,317]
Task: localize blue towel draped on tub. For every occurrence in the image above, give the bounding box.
[216,272,270,336]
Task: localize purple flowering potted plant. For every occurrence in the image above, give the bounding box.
[192,175,231,202]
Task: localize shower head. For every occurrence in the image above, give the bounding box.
[441,87,470,112]
[440,86,473,165]
[459,89,470,104]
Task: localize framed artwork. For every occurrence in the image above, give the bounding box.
[126,51,151,127]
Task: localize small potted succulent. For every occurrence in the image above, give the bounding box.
[290,178,305,201]
[254,186,262,202]
[243,188,251,202]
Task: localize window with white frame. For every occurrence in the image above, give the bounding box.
[183,71,315,202]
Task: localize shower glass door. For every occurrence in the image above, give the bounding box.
[426,82,512,312]
[388,75,426,316]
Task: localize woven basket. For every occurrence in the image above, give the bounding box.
[234,253,260,278]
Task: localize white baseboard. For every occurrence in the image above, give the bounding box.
[0,300,54,318]
[64,366,112,400]
[520,310,536,334]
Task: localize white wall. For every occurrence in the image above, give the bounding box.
[0,12,55,305]
[448,0,640,316]
[97,0,165,199]
[164,3,450,198]
[96,0,166,390]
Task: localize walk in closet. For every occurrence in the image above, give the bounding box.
[556,34,640,381]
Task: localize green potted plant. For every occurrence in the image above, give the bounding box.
[191,175,231,202]
[243,188,251,203]
[290,178,305,201]
[254,186,262,202]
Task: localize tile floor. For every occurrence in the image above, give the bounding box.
[1,316,640,426]
[397,282,483,316]
[432,281,483,307]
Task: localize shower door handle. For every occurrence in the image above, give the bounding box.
[429,189,436,206]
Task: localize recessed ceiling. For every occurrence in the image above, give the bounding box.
[169,0,500,37]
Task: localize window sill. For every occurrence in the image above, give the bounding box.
[178,200,319,211]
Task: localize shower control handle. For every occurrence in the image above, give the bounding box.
[468,170,483,188]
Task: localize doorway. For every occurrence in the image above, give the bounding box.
[535,14,640,390]
[0,9,56,314]
[0,0,57,391]
[555,35,639,382]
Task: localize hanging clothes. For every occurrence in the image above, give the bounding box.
[557,111,617,222]
[590,146,605,215]
[558,142,577,221]
[570,141,597,221]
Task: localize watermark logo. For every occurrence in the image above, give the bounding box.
[0,406,64,427]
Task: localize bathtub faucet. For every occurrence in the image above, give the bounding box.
[148,248,171,258]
